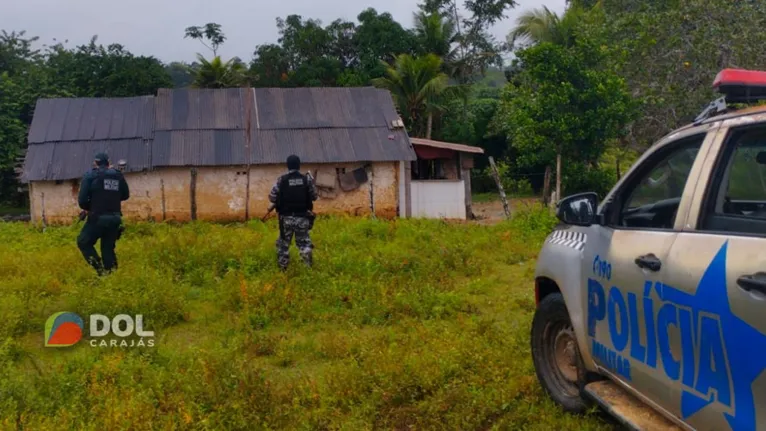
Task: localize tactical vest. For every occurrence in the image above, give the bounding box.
[277,171,312,215]
[89,168,123,214]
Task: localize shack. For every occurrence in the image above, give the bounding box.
[409,137,485,219]
[20,87,420,224]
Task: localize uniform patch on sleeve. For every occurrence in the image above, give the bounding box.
[547,230,587,251]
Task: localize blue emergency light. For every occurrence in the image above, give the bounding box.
[694,68,766,123]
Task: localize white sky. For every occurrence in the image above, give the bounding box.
[1,0,566,63]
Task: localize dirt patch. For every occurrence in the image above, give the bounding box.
[472,197,543,224]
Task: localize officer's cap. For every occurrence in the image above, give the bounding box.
[94,152,110,166]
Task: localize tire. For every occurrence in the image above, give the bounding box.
[531,292,589,413]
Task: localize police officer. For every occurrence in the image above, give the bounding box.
[77,152,130,276]
[268,155,318,271]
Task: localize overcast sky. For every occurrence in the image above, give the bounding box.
[2,0,566,64]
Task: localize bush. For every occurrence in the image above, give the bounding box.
[562,164,617,198]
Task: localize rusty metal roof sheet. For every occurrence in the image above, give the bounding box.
[152,130,248,167]
[155,88,246,130]
[410,138,485,154]
[22,139,148,182]
[254,87,400,130]
[252,127,414,164]
[27,96,154,143]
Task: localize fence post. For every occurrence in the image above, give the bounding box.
[488,156,510,219]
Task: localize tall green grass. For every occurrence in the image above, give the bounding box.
[0,207,613,430]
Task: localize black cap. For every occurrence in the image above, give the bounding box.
[94,152,109,166]
[287,154,300,170]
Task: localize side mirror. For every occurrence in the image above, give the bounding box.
[556,192,599,226]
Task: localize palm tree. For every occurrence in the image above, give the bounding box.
[191,54,246,89]
[413,12,459,69]
[373,54,458,139]
[507,6,583,49]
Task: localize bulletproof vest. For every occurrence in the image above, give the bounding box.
[277,171,311,215]
[89,168,122,214]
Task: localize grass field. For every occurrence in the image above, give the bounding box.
[0,208,614,430]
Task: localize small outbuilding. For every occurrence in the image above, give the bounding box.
[409,138,485,219]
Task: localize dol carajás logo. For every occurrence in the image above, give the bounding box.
[45,312,84,347]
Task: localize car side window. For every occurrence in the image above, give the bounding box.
[701,127,766,236]
[611,136,704,230]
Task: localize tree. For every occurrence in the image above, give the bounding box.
[184,23,226,56]
[45,37,171,97]
[192,54,246,88]
[166,61,196,88]
[353,8,418,77]
[413,11,458,64]
[250,44,291,87]
[507,6,584,48]
[581,0,766,148]
[373,54,453,139]
[494,42,636,199]
[420,0,516,84]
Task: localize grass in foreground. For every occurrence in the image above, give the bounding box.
[0,208,614,430]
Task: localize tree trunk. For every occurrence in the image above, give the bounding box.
[426,112,433,140]
[616,156,621,180]
[556,149,562,203]
[542,165,552,206]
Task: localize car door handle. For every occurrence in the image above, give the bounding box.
[736,273,766,295]
[635,254,662,272]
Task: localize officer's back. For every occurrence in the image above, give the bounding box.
[77,152,129,275]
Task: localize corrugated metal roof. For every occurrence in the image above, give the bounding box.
[252,128,414,164]
[152,130,248,167]
[410,138,485,154]
[155,88,245,130]
[27,97,154,143]
[24,87,417,181]
[254,87,399,130]
[22,139,149,182]
[20,144,54,183]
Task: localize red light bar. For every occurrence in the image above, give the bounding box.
[714,68,766,103]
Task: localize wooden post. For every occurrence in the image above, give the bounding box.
[542,165,552,206]
[488,156,510,218]
[368,163,375,218]
[190,168,198,221]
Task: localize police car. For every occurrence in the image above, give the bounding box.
[532,69,766,431]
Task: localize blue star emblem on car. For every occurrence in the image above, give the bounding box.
[660,242,766,430]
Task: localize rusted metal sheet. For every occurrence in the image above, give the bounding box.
[153,130,247,167]
[155,88,245,131]
[253,128,414,164]
[20,144,54,183]
[254,87,399,129]
[410,137,485,154]
[44,140,149,181]
[28,97,154,143]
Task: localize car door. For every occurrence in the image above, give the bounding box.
[584,128,715,421]
[662,123,766,431]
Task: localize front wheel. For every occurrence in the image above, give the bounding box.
[531,293,589,413]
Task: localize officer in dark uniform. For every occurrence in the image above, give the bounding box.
[77,152,130,275]
[268,155,318,271]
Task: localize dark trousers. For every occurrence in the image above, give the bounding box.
[77,214,121,275]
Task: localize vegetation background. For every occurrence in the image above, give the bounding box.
[4,0,766,208]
